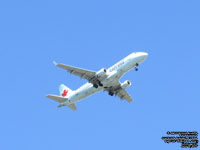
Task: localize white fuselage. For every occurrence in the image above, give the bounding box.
[64,52,148,105]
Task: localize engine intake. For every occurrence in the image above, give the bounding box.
[96,68,107,79]
[121,80,131,89]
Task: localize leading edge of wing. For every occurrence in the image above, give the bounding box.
[53,61,96,73]
[53,61,96,80]
[53,61,96,76]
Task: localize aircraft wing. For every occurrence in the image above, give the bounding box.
[115,89,133,102]
[53,61,96,81]
[104,80,133,103]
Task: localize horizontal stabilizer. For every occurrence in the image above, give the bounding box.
[46,95,68,103]
[67,103,77,111]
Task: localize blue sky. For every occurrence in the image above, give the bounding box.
[0,0,199,150]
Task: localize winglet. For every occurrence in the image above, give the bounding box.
[53,61,58,66]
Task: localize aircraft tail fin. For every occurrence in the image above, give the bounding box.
[46,84,76,110]
[59,84,73,97]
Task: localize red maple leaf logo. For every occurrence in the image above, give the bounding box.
[62,89,68,97]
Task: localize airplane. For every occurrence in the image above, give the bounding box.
[46,52,148,110]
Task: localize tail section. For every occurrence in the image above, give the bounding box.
[67,103,77,111]
[46,94,77,111]
[46,84,77,110]
[59,84,73,97]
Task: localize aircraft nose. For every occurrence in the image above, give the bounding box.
[144,52,148,58]
[140,52,148,59]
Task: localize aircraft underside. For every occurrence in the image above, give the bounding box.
[46,52,148,110]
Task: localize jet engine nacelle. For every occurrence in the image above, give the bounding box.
[121,80,131,89]
[96,68,107,78]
